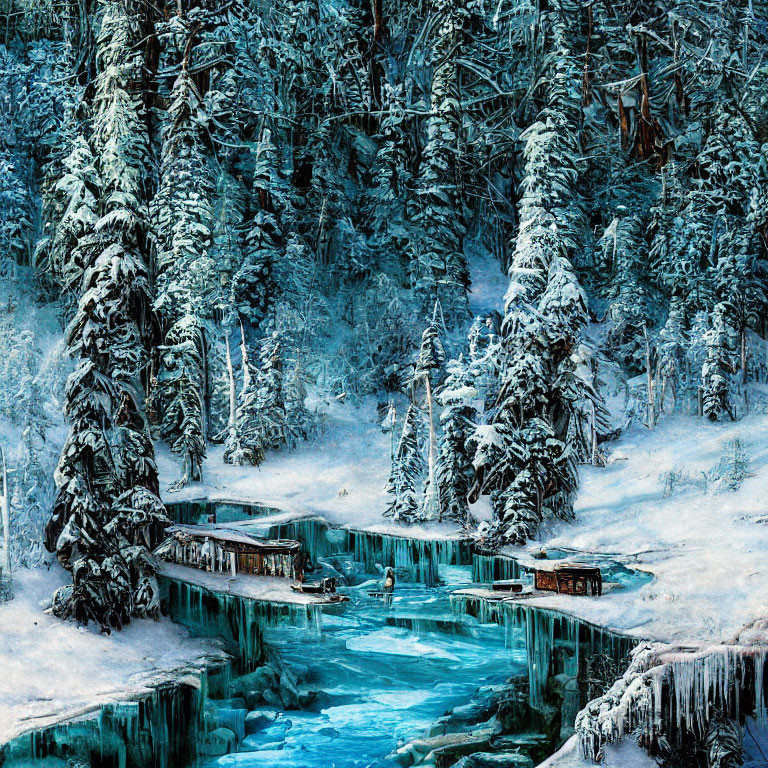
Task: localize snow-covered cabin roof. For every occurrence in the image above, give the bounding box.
[164,524,300,553]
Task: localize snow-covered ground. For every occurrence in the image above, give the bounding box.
[162,404,768,646]
[157,396,482,540]
[158,561,340,605]
[540,735,656,768]
[522,412,768,644]
[0,567,225,745]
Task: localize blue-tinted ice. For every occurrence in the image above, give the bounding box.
[207,565,527,768]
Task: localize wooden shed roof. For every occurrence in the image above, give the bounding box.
[165,524,300,554]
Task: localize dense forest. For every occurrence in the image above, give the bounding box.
[0,0,766,630]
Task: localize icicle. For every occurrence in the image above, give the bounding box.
[756,651,766,726]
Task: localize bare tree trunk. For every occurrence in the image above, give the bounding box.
[240,321,251,394]
[644,322,655,428]
[424,374,439,520]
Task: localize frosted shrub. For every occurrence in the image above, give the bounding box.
[660,468,707,498]
[708,439,750,492]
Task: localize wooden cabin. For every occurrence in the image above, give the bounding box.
[534,563,602,596]
[155,525,300,579]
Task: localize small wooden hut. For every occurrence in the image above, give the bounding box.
[534,563,602,596]
[155,525,300,579]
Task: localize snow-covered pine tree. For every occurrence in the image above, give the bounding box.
[656,102,760,418]
[152,41,215,486]
[467,0,587,545]
[385,404,424,524]
[368,81,411,251]
[540,255,608,465]
[702,304,736,421]
[230,129,285,325]
[224,327,265,466]
[435,356,477,527]
[406,0,480,317]
[414,315,446,520]
[602,207,651,374]
[655,297,689,415]
[0,152,35,266]
[226,329,303,465]
[252,331,288,451]
[45,0,168,631]
[35,137,101,300]
[282,349,313,448]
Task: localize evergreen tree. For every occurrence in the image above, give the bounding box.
[702,304,736,421]
[385,404,424,524]
[225,329,309,465]
[44,0,168,630]
[251,332,288,451]
[224,328,265,466]
[152,47,215,486]
[435,356,477,527]
[414,316,445,521]
[35,138,101,299]
[468,0,588,545]
[407,0,481,315]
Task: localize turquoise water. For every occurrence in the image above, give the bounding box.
[206,564,530,768]
[154,502,642,767]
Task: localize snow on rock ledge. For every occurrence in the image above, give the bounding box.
[0,567,226,745]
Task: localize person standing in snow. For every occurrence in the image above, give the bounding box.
[201,537,213,572]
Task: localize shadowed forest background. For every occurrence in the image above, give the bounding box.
[0,0,767,629]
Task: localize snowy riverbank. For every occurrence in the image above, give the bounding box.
[160,404,768,646]
[156,396,486,542]
[526,411,768,645]
[0,568,225,745]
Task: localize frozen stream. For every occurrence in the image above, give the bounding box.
[207,564,530,768]
[0,504,642,768]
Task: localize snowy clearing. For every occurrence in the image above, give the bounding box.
[156,397,482,540]
[521,412,768,644]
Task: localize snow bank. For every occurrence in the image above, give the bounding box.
[539,734,657,768]
[0,567,225,745]
[515,412,768,644]
[156,397,476,540]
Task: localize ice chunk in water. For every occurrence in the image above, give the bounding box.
[368,690,433,709]
[244,710,277,734]
[214,749,309,767]
[346,628,460,661]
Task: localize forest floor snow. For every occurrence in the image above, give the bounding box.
[525,410,768,645]
[0,567,225,745]
[156,396,484,540]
